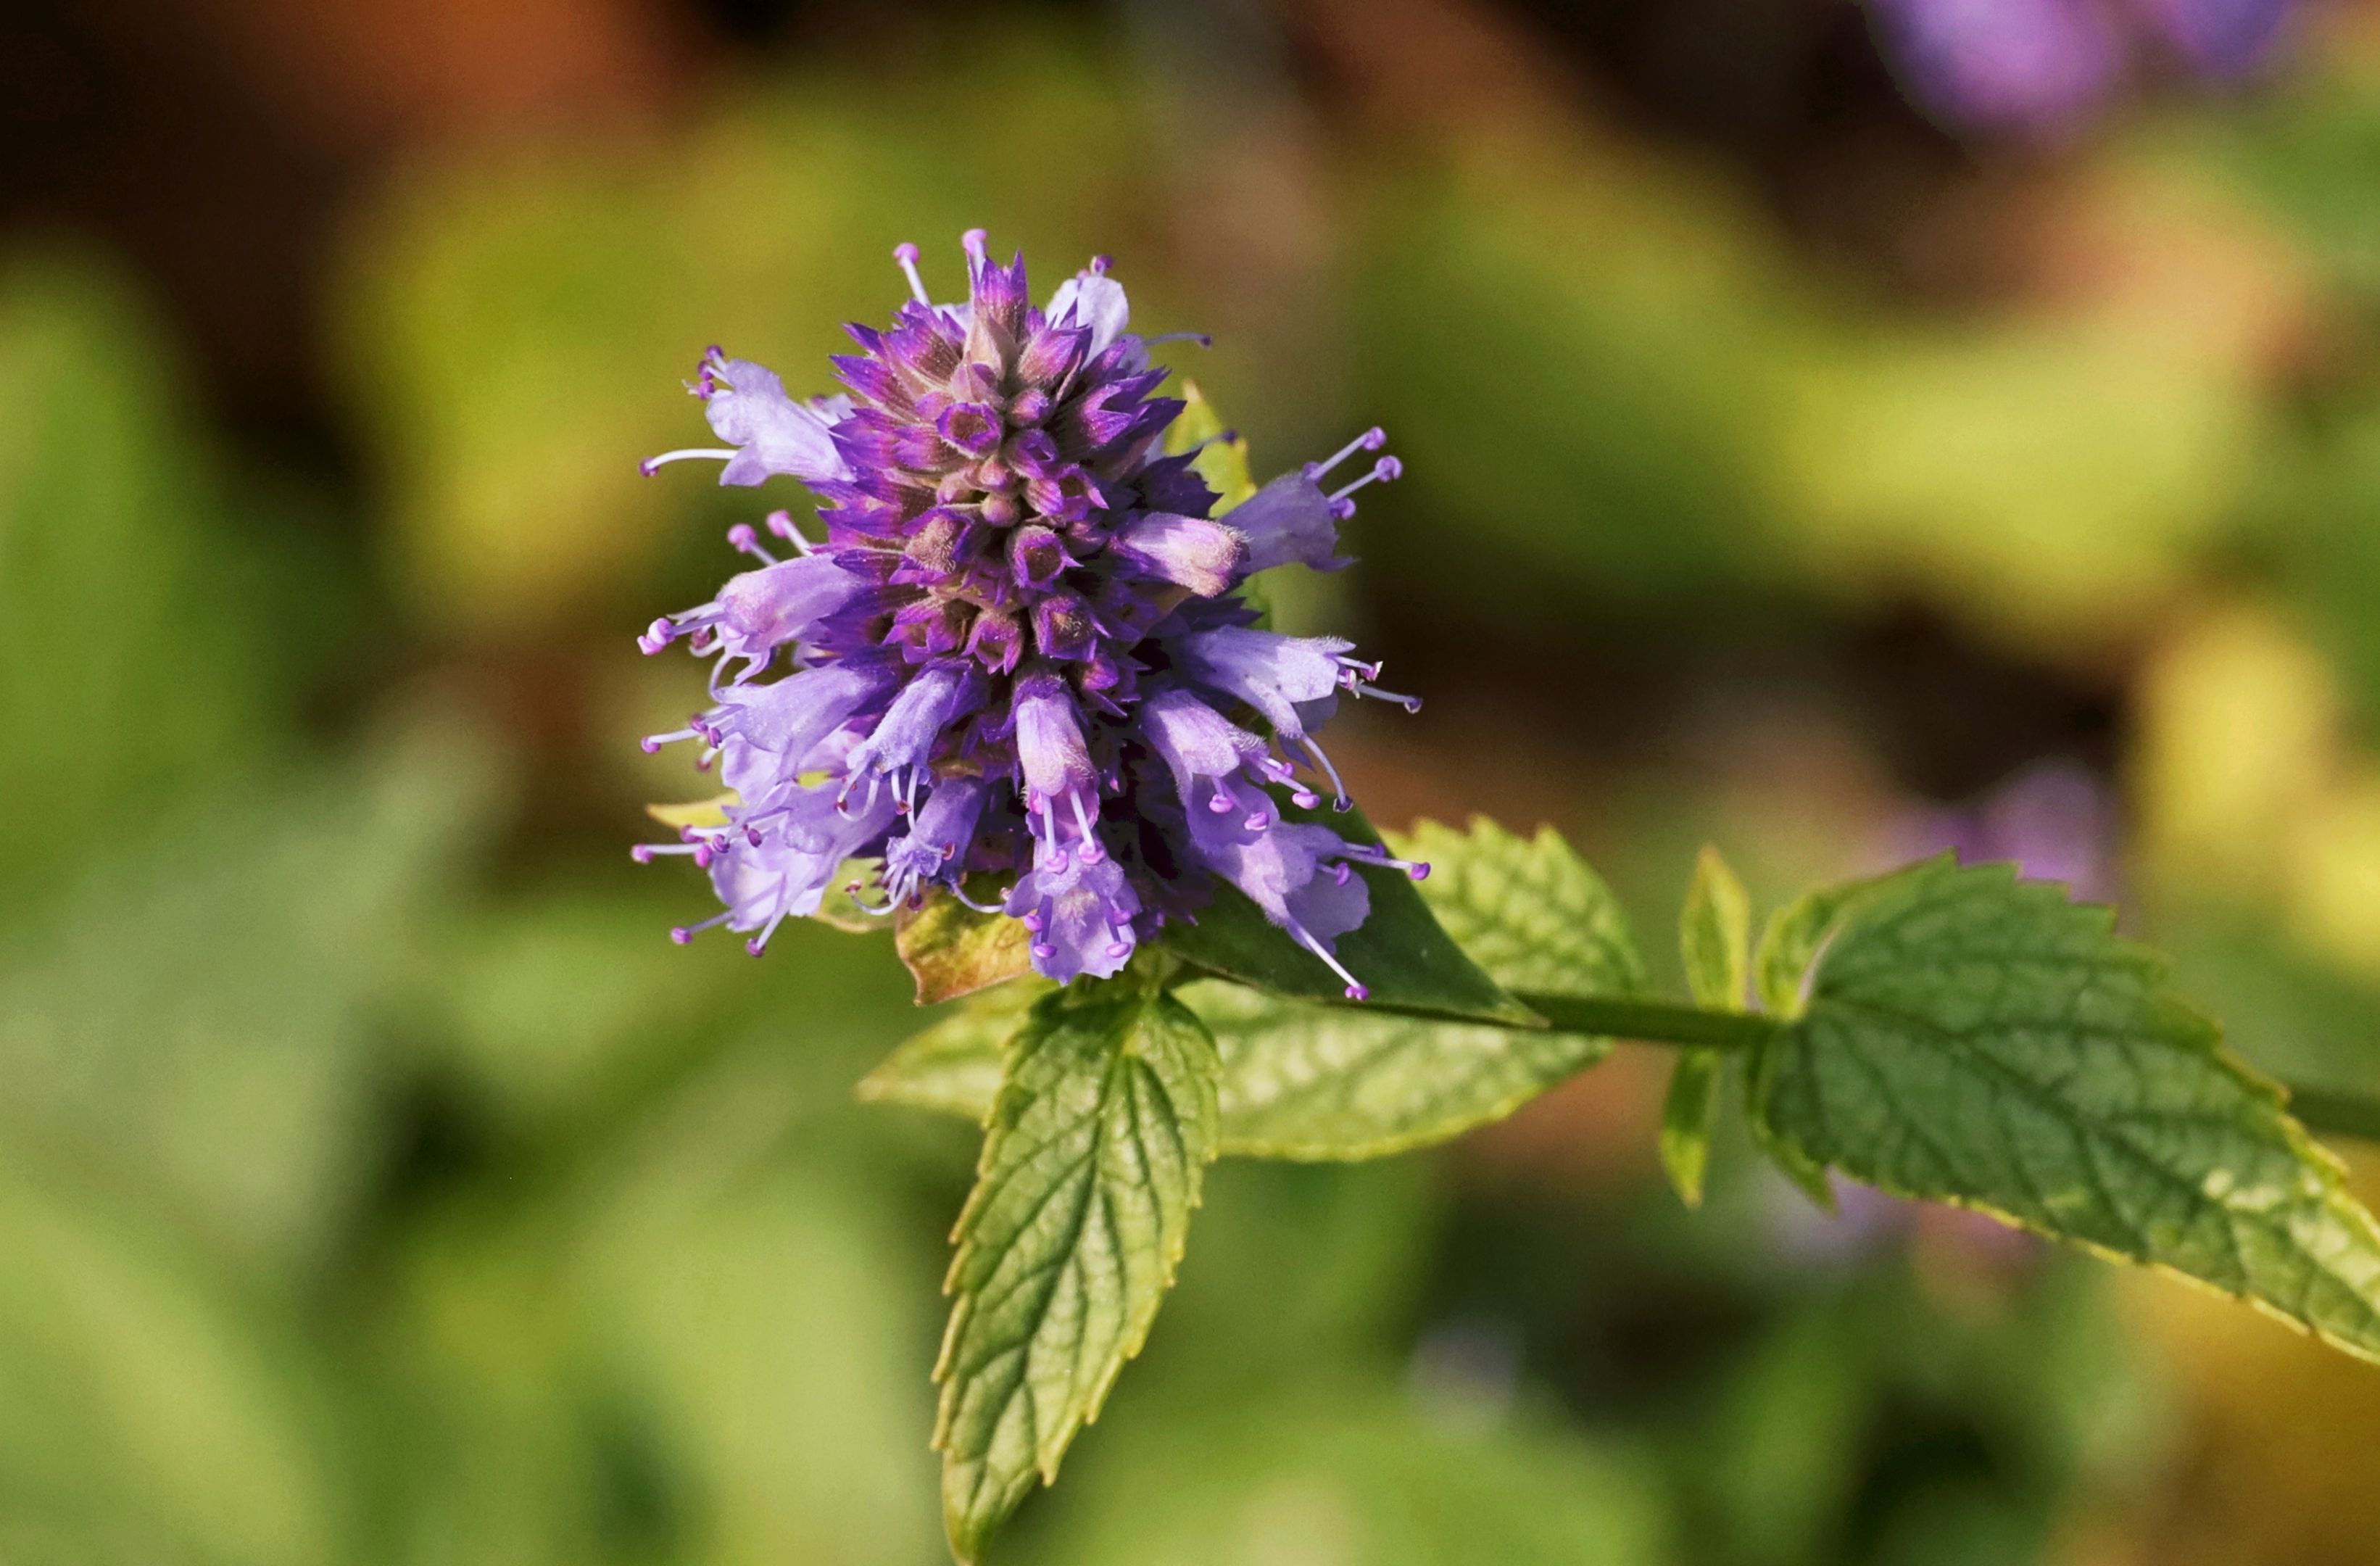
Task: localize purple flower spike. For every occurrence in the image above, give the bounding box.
[634,233,1425,990]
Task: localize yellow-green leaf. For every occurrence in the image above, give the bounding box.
[896,890,1033,1005]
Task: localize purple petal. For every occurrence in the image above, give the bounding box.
[1230,471,1347,573]
[1109,513,1248,597]
[1006,853,1140,982]
[1045,269,1131,360]
[702,355,851,485]
[1174,627,1351,739]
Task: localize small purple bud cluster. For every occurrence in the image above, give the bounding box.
[634,233,1419,995]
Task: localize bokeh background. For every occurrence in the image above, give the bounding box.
[9,0,2380,1560]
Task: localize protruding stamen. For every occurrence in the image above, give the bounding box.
[1088,254,1112,276]
[642,726,700,754]
[1069,792,1106,862]
[726,523,776,564]
[765,509,816,556]
[1301,737,1351,811]
[961,228,988,266]
[1339,844,1432,880]
[892,241,929,304]
[845,881,905,917]
[1329,456,1402,505]
[670,911,732,945]
[1288,918,1369,1001]
[1340,670,1422,713]
[746,890,797,956]
[1304,426,1387,482]
[640,447,737,476]
[950,882,1008,914]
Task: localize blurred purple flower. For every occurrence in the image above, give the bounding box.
[1767,1174,2041,1273]
[2136,0,2292,75]
[1872,0,2126,138]
[634,234,1422,993]
[1870,0,2290,139]
[1883,760,2119,903]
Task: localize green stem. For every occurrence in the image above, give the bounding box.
[1510,993,1781,1051]
[1347,991,1780,1050]
[1361,989,2380,1148]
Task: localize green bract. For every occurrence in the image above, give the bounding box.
[1663,846,1751,1209]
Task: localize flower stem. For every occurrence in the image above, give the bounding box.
[1356,990,2380,1147]
[1508,993,1782,1051]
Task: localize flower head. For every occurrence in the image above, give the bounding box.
[635,233,1418,994]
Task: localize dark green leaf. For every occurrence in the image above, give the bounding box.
[1746,870,1901,1208]
[1162,801,1531,1024]
[1751,856,2380,1362]
[1664,846,1750,1207]
[934,971,1219,1562]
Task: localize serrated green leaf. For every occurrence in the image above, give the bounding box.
[1162,800,1530,1024]
[896,889,1033,1005]
[1747,869,1899,1209]
[934,972,1220,1562]
[856,979,1053,1119]
[1751,856,2380,1362]
[1753,869,1896,1020]
[1664,847,1751,1207]
[1396,817,1647,999]
[1193,979,1610,1160]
